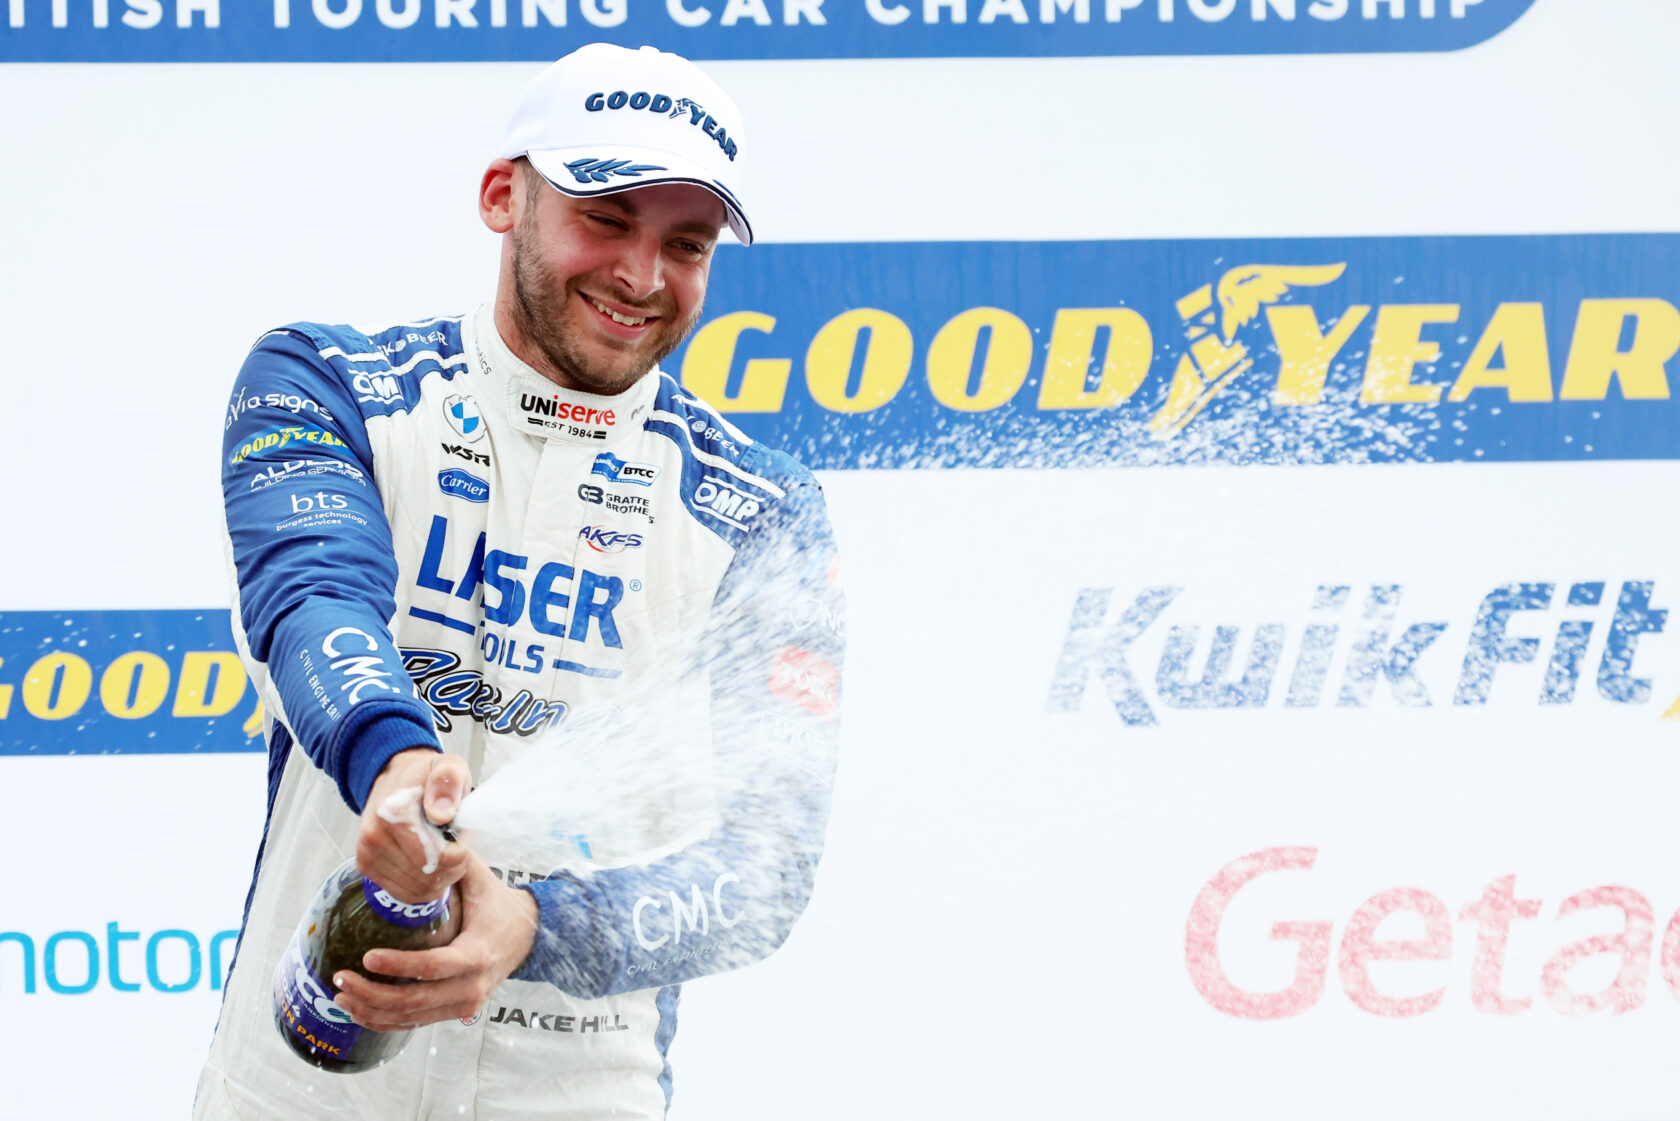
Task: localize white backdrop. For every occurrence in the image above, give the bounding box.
[3,1,1680,1117]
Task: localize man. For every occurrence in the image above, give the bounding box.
[196,43,843,1120]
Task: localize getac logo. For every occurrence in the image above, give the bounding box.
[582,90,739,162]
[694,478,761,528]
[226,387,333,430]
[579,526,644,554]
[591,453,659,486]
[352,371,402,405]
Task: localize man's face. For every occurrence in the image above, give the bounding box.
[508,171,725,397]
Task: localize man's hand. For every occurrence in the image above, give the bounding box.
[331,851,541,1031]
[358,747,471,903]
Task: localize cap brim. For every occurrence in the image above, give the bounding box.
[526,146,753,247]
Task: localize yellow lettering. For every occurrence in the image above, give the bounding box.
[0,658,10,718]
[1038,308,1153,409]
[243,699,266,738]
[926,307,1033,412]
[99,652,171,720]
[679,312,792,412]
[1266,305,1370,405]
[22,652,93,721]
[1447,302,1552,403]
[1360,304,1460,405]
[804,309,913,413]
[1559,298,1678,400]
[173,651,248,717]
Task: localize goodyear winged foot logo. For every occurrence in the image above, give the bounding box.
[1150,263,1347,439]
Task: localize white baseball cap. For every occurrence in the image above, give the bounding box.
[499,43,753,246]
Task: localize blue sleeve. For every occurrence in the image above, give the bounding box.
[515,473,844,997]
[222,329,440,812]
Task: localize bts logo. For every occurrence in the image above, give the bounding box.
[694,478,761,528]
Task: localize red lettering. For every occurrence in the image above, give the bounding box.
[1337,887,1452,1017]
[1540,886,1652,1015]
[1457,874,1540,1015]
[1184,847,1330,1020]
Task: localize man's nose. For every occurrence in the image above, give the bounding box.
[611,234,664,301]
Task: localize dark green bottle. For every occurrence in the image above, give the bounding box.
[271,859,461,1073]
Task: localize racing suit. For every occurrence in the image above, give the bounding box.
[194,304,843,1120]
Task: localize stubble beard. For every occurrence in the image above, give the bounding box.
[508,203,703,397]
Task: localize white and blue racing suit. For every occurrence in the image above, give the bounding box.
[194,304,843,1121]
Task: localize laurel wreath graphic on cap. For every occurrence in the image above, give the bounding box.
[564,158,670,185]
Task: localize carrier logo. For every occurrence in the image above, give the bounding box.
[579,526,644,554]
[437,469,490,503]
[444,394,484,442]
[591,453,659,486]
[693,478,761,528]
[1048,580,1673,728]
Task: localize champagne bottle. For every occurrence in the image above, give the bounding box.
[271,858,461,1073]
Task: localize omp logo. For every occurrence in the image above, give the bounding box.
[352,371,402,404]
[1188,847,1680,1022]
[591,452,659,486]
[693,478,760,527]
[1048,581,1674,728]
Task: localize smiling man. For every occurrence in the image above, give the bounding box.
[195,44,844,1121]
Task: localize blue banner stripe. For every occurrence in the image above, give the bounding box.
[0,0,1538,62]
[669,233,1680,470]
[409,606,479,635]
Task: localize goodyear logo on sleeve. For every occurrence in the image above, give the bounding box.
[0,611,262,755]
[0,0,1536,62]
[672,233,1680,469]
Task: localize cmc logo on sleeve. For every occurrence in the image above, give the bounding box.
[674,233,1680,470]
[0,0,1537,61]
[0,611,262,755]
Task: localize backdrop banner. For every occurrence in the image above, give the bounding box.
[0,0,1539,62]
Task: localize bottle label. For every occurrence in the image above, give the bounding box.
[362,878,452,928]
[272,926,362,1059]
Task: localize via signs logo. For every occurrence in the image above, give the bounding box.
[0,0,1538,63]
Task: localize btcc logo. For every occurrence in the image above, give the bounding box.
[591,452,659,486]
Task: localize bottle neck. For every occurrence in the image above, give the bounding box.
[361,878,452,928]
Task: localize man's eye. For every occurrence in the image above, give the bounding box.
[672,241,705,257]
[588,214,626,230]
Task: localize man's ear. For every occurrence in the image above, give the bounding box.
[479,159,519,235]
